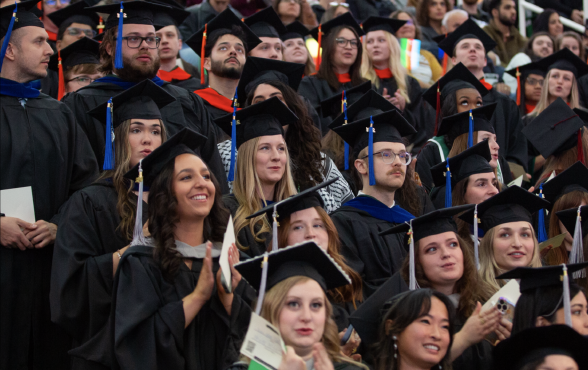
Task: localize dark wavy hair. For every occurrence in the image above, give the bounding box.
[532,10,559,37]
[148,154,230,282]
[316,25,365,91]
[245,80,324,190]
[204,25,249,58]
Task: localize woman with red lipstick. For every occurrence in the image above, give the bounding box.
[50,80,172,370]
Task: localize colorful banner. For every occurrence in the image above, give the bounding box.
[399,38,421,72]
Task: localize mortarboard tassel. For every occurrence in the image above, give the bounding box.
[407,220,417,290]
[578,129,585,165]
[57,50,65,100]
[130,160,146,246]
[474,204,480,270]
[516,67,521,106]
[444,158,452,208]
[537,184,548,243]
[200,23,207,82]
[255,253,269,315]
[467,109,474,149]
[114,2,125,70]
[316,24,322,68]
[272,204,278,252]
[562,264,573,327]
[569,206,586,279]
[343,90,349,170]
[227,87,238,181]
[441,53,448,76]
[434,81,440,136]
[0,2,18,73]
[368,116,375,186]
[97,16,104,34]
[103,98,115,171]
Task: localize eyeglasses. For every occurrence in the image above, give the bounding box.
[361,150,412,165]
[121,36,161,49]
[526,77,544,86]
[329,2,349,7]
[335,37,359,48]
[66,27,97,38]
[44,0,70,6]
[283,0,303,3]
[67,76,95,86]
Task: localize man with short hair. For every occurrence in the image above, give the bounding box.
[179,0,242,41]
[244,6,287,60]
[456,0,490,24]
[442,8,473,33]
[483,0,527,66]
[0,2,98,368]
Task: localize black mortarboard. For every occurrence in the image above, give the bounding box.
[557,205,588,239]
[438,18,497,56]
[494,325,588,370]
[48,37,100,72]
[320,80,372,119]
[0,0,44,72]
[497,263,588,292]
[124,128,207,186]
[436,102,496,139]
[280,20,311,42]
[536,47,588,79]
[522,97,585,159]
[235,241,351,293]
[361,16,406,35]
[86,1,172,31]
[505,60,546,107]
[574,107,588,125]
[309,12,364,41]
[459,186,551,231]
[430,139,493,188]
[151,0,190,29]
[48,0,99,30]
[540,162,588,205]
[236,57,305,107]
[244,6,287,38]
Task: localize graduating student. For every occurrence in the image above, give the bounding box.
[50,80,173,370]
[216,98,298,257]
[438,19,528,170]
[298,12,367,132]
[556,206,588,290]
[0,1,99,368]
[111,128,250,370]
[281,20,316,77]
[61,1,230,194]
[243,6,287,60]
[505,60,545,115]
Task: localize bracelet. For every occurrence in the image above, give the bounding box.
[116,250,122,260]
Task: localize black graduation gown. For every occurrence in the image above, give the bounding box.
[50,180,147,370]
[375,75,422,135]
[61,78,229,194]
[170,76,204,92]
[0,92,99,370]
[111,246,251,370]
[223,195,269,258]
[579,74,588,107]
[452,315,494,370]
[40,68,59,99]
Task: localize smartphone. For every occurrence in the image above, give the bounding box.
[340,324,354,345]
[485,297,515,344]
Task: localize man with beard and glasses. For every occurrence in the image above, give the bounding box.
[62,1,230,194]
[0,1,98,368]
[329,90,434,298]
[186,9,260,141]
[482,0,527,66]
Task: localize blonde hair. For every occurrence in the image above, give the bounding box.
[532,69,580,114]
[233,136,297,250]
[478,223,542,297]
[361,31,411,103]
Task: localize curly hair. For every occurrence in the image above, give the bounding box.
[245,80,324,190]
[148,154,230,282]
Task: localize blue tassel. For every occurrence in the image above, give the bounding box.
[344,142,349,171]
[467,109,474,149]
[368,116,375,186]
[0,2,17,73]
[343,90,349,170]
[114,2,125,70]
[537,183,548,243]
[227,87,238,181]
[103,98,115,171]
[445,158,452,208]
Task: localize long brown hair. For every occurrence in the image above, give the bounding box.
[416,0,453,28]
[147,155,230,282]
[536,130,588,187]
[316,25,365,91]
[98,27,117,75]
[276,206,363,305]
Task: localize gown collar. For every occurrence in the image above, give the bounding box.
[194,87,239,113]
[343,195,414,224]
[93,74,165,89]
[0,78,41,98]
[336,72,351,84]
[157,66,193,82]
[374,68,393,79]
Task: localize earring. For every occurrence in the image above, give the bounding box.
[439,365,442,370]
[392,335,398,359]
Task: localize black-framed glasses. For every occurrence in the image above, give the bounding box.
[335,37,359,48]
[67,76,95,86]
[121,36,160,49]
[361,150,412,165]
[526,77,544,86]
[67,27,97,38]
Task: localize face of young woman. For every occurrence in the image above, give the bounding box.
[332,28,358,71]
[548,68,574,100]
[464,172,499,204]
[283,37,308,65]
[286,207,329,251]
[548,12,564,37]
[397,296,451,369]
[278,279,327,357]
[477,131,500,168]
[278,0,300,19]
[428,0,447,22]
[525,73,544,102]
[255,135,287,188]
[395,12,416,39]
[418,231,464,291]
[537,355,578,370]
[560,36,581,57]
[365,30,391,65]
[252,83,286,105]
[128,118,163,168]
[553,291,588,335]
[492,221,535,271]
[532,35,554,58]
[172,154,216,221]
[455,88,483,113]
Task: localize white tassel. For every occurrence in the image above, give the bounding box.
[272,204,278,252]
[408,220,417,291]
[256,253,269,315]
[569,206,586,279]
[474,204,480,270]
[562,264,573,327]
[130,160,146,246]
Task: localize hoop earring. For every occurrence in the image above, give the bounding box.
[392,335,398,359]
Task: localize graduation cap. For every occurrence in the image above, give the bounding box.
[422,63,489,135]
[87,79,176,171]
[458,186,551,232]
[184,8,261,81]
[244,6,287,39]
[540,162,588,205]
[494,325,588,370]
[379,205,474,286]
[573,107,588,125]
[436,103,497,146]
[280,20,311,42]
[235,57,305,107]
[437,18,496,57]
[150,0,190,29]
[505,60,545,106]
[214,96,298,181]
[536,47,588,79]
[309,12,364,66]
[320,80,372,119]
[361,16,406,35]
[0,0,45,72]
[48,37,100,100]
[556,206,588,278]
[47,0,99,32]
[497,263,588,292]
[522,97,585,162]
